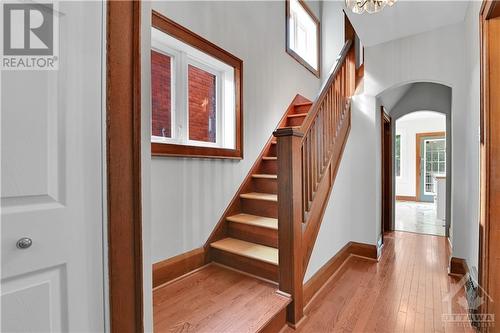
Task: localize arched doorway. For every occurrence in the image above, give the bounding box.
[378,82,452,238]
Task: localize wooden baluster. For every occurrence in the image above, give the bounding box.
[273,127,304,325]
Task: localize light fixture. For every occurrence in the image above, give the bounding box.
[345,0,397,14]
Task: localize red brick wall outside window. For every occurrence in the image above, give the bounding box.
[151,50,172,138]
[151,51,217,143]
[188,65,216,143]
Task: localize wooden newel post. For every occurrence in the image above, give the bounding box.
[273,127,304,326]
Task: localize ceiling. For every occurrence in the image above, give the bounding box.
[345,1,470,47]
[378,83,414,111]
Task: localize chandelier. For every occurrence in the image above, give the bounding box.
[345,0,398,14]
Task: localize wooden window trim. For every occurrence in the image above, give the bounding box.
[285,0,321,78]
[151,11,243,159]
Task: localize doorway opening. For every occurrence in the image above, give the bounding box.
[394,111,447,236]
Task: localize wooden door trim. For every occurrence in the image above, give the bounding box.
[380,107,392,242]
[479,0,500,320]
[106,1,143,332]
[415,131,445,202]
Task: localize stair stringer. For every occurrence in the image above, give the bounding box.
[300,101,352,279]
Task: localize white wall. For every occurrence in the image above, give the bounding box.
[462,1,481,275]
[305,94,380,280]
[364,17,479,267]
[149,1,322,263]
[395,112,446,197]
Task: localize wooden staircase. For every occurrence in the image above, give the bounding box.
[207,98,315,282]
[206,39,357,326]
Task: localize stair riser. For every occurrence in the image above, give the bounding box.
[210,248,278,282]
[286,116,306,127]
[241,198,278,219]
[228,223,278,248]
[268,145,277,157]
[293,104,312,114]
[259,160,277,174]
[251,178,277,194]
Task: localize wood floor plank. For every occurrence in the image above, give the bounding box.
[290,231,475,333]
[153,264,289,333]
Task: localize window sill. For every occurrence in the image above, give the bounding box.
[286,47,320,78]
[151,142,243,159]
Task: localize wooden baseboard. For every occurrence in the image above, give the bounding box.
[303,241,378,306]
[153,248,207,288]
[449,256,469,276]
[396,195,417,201]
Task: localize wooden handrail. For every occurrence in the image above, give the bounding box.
[273,39,356,325]
[299,39,353,135]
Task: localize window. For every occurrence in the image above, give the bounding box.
[424,138,446,195]
[151,11,243,159]
[395,135,401,177]
[286,0,320,77]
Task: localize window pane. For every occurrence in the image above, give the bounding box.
[289,0,318,71]
[151,50,172,138]
[188,65,216,143]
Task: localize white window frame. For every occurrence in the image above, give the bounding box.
[395,134,402,179]
[423,138,446,195]
[151,27,235,150]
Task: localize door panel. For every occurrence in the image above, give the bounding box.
[1,2,105,332]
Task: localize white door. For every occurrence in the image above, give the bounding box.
[1,1,105,332]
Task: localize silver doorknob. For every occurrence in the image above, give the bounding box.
[16,237,32,249]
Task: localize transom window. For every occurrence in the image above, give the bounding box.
[286,0,320,77]
[151,11,243,159]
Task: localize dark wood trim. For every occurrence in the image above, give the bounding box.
[303,241,378,306]
[151,11,243,159]
[381,107,392,240]
[415,131,446,202]
[106,1,143,332]
[396,195,417,202]
[479,0,500,323]
[449,257,469,276]
[152,248,207,288]
[285,0,321,78]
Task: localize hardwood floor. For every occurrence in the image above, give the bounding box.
[153,264,289,333]
[288,232,475,333]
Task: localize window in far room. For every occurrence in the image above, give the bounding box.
[395,134,401,177]
[286,0,320,77]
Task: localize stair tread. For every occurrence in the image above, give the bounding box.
[210,238,278,266]
[252,174,277,179]
[262,156,277,160]
[240,192,278,202]
[295,102,313,106]
[227,213,278,230]
[287,113,308,118]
